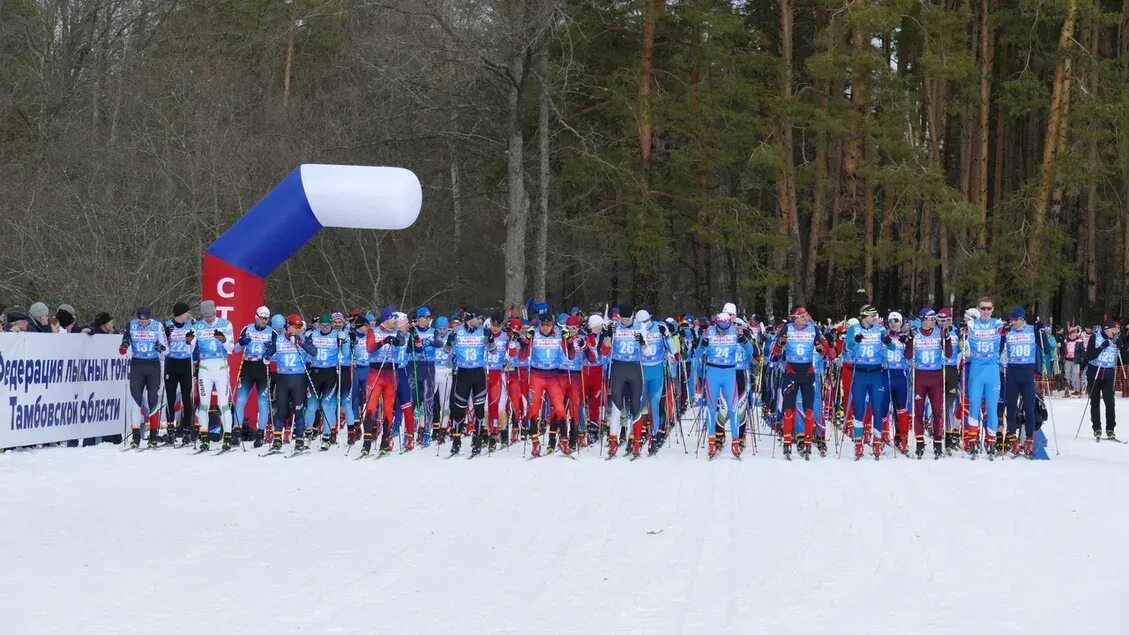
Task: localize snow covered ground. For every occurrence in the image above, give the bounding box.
[1,397,1126,634]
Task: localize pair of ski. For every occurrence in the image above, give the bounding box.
[192,445,244,456]
[530,450,577,461]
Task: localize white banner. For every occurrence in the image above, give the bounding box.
[0,333,131,449]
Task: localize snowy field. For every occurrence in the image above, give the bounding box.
[1,397,1126,635]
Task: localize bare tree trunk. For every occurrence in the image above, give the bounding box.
[449,140,462,246]
[1029,0,1078,285]
[282,0,298,111]
[690,57,711,310]
[534,44,550,300]
[776,0,802,305]
[632,0,661,302]
[503,2,530,308]
[975,0,993,248]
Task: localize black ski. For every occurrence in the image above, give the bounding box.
[259,449,283,458]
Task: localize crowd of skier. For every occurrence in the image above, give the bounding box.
[98,296,1126,461]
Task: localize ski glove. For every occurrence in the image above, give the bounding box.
[854,333,864,343]
[635,333,646,346]
[238,329,251,347]
[214,330,226,343]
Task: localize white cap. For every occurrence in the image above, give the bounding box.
[847,318,859,327]
[888,311,903,323]
[587,314,605,330]
[722,302,737,317]
[734,317,748,328]
[635,309,651,323]
[255,306,270,318]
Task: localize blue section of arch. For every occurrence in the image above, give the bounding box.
[205,167,322,278]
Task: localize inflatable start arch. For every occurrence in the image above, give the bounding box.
[200,164,421,424]
[202,163,421,327]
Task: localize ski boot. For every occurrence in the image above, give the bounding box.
[559,435,572,456]
[629,435,642,459]
[346,426,357,446]
[220,433,232,452]
[782,437,793,461]
[872,438,883,461]
[435,424,447,446]
[897,437,909,457]
[578,429,589,449]
[1023,438,1035,458]
[253,428,265,448]
[263,426,273,446]
[271,437,284,452]
[232,426,244,447]
[530,432,541,457]
[130,428,141,449]
[449,434,462,456]
[198,436,210,452]
[1008,434,1020,456]
[320,435,332,451]
[1106,430,1119,442]
[147,432,159,449]
[731,439,742,459]
[546,426,558,455]
[1094,428,1102,442]
[487,433,498,453]
[606,434,618,459]
[933,440,944,460]
[815,436,827,458]
[707,436,719,459]
[511,424,521,445]
[329,427,338,445]
[403,434,415,453]
[647,435,661,457]
[800,439,812,461]
[983,434,997,459]
[944,430,958,455]
[360,437,372,457]
[853,438,864,461]
[915,436,925,460]
[294,438,306,453]
[470,433,482,457]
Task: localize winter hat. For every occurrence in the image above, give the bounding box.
[435,316,449,329]
[256,306,271,319]
[587,314,605,330]
[56,308,75,329]
[29,302,49,320]
[379,307,396,323]
[1102,320,1118,330]
[537,310,554,324]
[200,300,216,318]
[919,308,937,321]
[938,307,953,320]
[173,301,190,318]
[790,306,808,320]
[565,314,582,328]
[635,309,652,323]
[352,315,368,330]
[136,307,152,320]
[462,305,483,320]
[317,313,333,325]
[6,307,29,323]
[286,313,304,327]
[271,314,285,329]
[365,311,377,323]
[416,306,432,318]
[94,312,113,328]
[722,302,737,317]
[887,311,903,323]
[331,311,344,322]
[557,312,569,326]
[859,304,878,318]
[1008,306,1026,320]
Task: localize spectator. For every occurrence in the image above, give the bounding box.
[28,302,52,333]
[81,312,116,335]
[55,304,78,333]
[1062,325,1085,397]
[5,307,30,332]
[0,303,7,331]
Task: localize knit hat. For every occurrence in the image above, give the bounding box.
[565,314,582,328]
[256,306,271,319]
[416,306,432,318]
[635,309,652,323]
[537,310,554,324]
[379,307,396,323]
[286,313,304,327]
[887,311,903,323]
[919,307,937,320]
[938,307,953,320]
[94,312,113,328]
[1009,306,1026,320]
[200,300,216,317]
[271,314,285,329]
[29,302,49,320]
[462,305,482,320]
[587,314,605,330]
[136,306,151,320]
[6,307,29,322]
[56,308,75,329]
[173,301,190,318]
[859,304,878,318]
[722,302,737,317]
[435,316,449,329]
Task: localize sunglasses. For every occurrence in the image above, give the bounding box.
[979,306,993,310]
[889,319,902,323]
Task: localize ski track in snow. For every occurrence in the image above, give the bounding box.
[0,398,1125,634]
